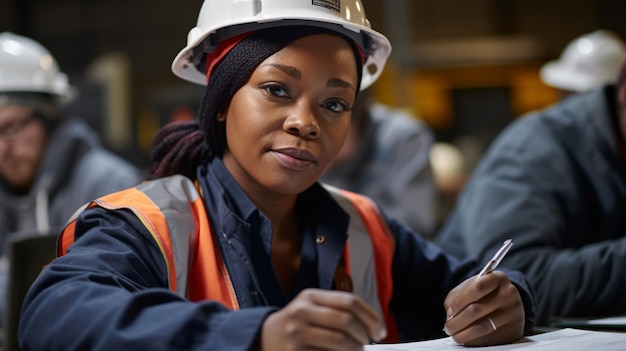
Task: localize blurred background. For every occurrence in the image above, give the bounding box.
[2,0,625,172]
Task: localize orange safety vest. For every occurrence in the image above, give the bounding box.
[59,175,398,342]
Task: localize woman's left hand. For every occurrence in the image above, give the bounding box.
[442,270,525,346]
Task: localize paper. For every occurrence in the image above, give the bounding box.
[364,328,626,350]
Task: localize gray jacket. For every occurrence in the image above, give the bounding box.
[0,117,142,323]
[0,118,142,241]
[437,86,626,325]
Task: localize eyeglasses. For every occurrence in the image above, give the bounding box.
[0,115,37,141]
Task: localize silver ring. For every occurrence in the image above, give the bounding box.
[487,316,497,331]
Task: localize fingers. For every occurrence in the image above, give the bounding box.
[444,271,502,319]
[261,289,386,351]
[290,322,368,351]
[450,312,525,347]
[487,316,497,332]
[307,289,387,343]
[263,311,365,351]
[443,271,525,346]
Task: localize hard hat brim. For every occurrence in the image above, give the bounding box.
[171,18,391,90]
[540,61,611,93]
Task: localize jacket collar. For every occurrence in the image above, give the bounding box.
[203,157,350,234]
[197,158,351,302]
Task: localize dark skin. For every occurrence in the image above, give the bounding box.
[443,271,525,346]
[220,33,526,350]
[222,33,382,351]
[270,207,302,295]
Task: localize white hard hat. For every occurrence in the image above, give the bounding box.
[172,0,392,90]
[540,30,626,92]
[0,32,76,104]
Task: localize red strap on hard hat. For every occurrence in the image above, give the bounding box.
[205,32,254,85]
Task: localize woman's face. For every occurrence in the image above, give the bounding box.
[222,33,358,197]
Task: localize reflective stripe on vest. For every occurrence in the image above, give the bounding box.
[324,184,397,343]
[59,175,238,309]
[59,176,397,341]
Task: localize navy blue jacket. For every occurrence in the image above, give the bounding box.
[437,86,626,325]
[19,158,535,350]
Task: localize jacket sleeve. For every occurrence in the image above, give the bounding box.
[387,216,536,342]
[437,118,626,325]
[19,206,276,351]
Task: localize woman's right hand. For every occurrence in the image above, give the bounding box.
[260,288,386,351]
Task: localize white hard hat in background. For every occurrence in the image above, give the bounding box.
[0,32,76,104]
[171,0,392,90]
[540,30,626,92]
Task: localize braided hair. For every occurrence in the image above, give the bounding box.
[149,26,364,180]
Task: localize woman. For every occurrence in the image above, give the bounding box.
[19,1,535,350]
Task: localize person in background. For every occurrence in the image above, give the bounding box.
[19,1,535,350]
[540,29,626,96]
[321,88,437,239]
[437,51,626,325]
[0,32,143,321]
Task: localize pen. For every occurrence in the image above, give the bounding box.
[478,239,513,277]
